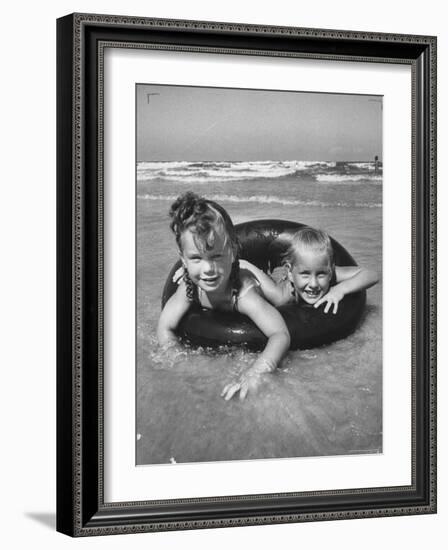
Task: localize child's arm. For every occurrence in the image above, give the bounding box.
[156,280,191,348]
[221,289,290,400]
[314,265,379,314]
[239,259,288,306]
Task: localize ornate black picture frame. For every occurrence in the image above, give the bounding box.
[57,13,436,536]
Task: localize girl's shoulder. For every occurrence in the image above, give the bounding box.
[239,269,261,289]
[236,271,262,302]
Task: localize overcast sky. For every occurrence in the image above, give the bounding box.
[136,84,382,162]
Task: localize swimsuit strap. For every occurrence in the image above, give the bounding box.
[231,287,239,313]
[196,286,206,308]
[192,285,200,305]
[233,278,261,312]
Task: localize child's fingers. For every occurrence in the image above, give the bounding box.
[239,384,249,400]
[333,302,338,314]
[224,387,239,401]
[220,385,230,397]
[172,267,185,283]
[223,383,241,401]
[221,383,235,397]
[324,301,332,314]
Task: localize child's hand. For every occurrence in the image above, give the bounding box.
[314,286,345,314]
[158,340,186,361]
[172,266,185,284]
[221,369,263,401]
[221,358,274,401]
[151,340,186,368]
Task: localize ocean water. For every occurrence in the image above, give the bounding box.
[136,160,382,465]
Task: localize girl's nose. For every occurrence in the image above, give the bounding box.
[202,260,215,273]
[309,276,318,288]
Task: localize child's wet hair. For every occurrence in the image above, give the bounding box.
[284,226,335,269]
[169,191,238,253]
[169,192,240,301]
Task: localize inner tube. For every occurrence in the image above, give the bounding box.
[161,220,366,350]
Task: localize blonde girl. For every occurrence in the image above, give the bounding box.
[240,226,378,313]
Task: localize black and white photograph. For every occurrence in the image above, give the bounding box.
[136,83,383,465]
[2,0,441,544]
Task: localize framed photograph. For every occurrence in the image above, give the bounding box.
[57,13,437,536]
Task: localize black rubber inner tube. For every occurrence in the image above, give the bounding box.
[161,219,366,350]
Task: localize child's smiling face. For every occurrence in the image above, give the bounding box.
[180,228,233,294]
[289,250,333,305]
